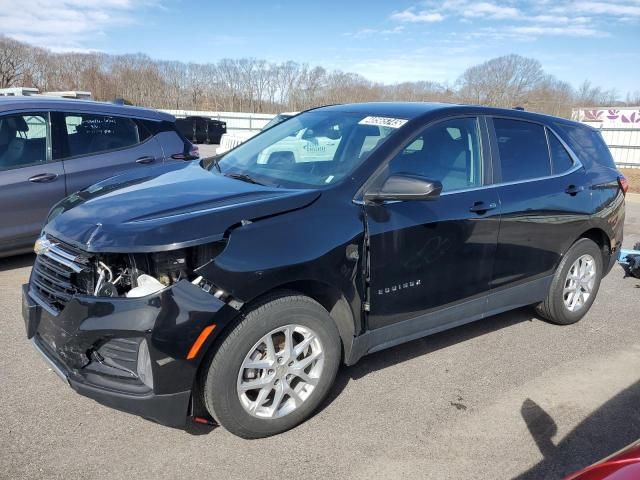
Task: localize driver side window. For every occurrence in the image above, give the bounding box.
[388,117,483,192]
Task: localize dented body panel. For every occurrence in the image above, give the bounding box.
[23,280,239,426]
[45,161,320,252]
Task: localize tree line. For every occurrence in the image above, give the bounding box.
[1,35,637,118]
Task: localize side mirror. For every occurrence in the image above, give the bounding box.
[364,174,442,203]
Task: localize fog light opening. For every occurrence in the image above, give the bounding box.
[137,339,154,389]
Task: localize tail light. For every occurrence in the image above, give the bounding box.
[618,174,629,195]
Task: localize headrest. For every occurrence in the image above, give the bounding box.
[7,116,29,132]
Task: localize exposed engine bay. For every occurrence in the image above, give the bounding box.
[83,242,226,299]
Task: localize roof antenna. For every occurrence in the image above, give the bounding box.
[513,106,525,111]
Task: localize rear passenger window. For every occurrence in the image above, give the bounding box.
[493,118,550,182]
[63,113,143,158]
[556,124,616,170]
[547,129,574,173]
[0,112,48,171]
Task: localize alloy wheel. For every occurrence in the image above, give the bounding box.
[237,324,324,419]
[563,254,596,312]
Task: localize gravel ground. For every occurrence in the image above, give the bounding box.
[0,201,639,480]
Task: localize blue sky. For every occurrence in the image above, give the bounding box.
[1,0,639,95]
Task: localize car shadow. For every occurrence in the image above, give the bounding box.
[318,307,535,414]
[513,380,640,479]
[0,253,34,273]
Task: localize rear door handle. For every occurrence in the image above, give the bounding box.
[28,173,58,183]
[565,185,584,196]
[469,201,497,214]
[135,156,156,164]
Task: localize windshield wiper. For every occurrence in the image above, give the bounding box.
[224,172,265,185]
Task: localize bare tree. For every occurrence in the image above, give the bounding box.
[0,36,29,87]
[0,37,624,118]
[457,54,545,107]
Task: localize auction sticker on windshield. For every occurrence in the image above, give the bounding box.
[358,116,408,129]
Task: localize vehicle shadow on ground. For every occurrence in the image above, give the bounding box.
[319,307,535,413]
[0,253,34,273]
[513,380,640,479]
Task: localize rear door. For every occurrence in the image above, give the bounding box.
[53,111,164,194]
[0,111,65,252]
[488,116,592,292]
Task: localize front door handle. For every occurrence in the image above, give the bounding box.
[565,185,584,196]
[135,156,156,164]
[469,201,497,214]
[28,173,58,183]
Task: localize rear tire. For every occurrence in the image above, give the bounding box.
[202,293,341,439]
[535,238,603,325]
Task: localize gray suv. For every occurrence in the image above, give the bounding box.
[0,96,197,257]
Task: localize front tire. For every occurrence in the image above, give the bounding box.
[535,238,603,325]
[202,293,341,438]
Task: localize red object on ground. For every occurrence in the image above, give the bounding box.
[565,441,640,480]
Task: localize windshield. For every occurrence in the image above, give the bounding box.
[217,111,403,187]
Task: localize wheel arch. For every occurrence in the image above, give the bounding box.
[197,280,358,375]
[576,227,612,269]
[258,279,358,363]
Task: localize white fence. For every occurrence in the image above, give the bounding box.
[161,109,276,134]
[573,107,640,168]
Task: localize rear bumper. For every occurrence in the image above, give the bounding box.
[23,280,237,427]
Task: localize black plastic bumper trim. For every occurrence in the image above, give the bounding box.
[30,335,191,428]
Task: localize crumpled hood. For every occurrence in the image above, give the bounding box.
[45,161,320,252]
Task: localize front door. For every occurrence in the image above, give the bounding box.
[365,116,500,330]
[0,111,66,253]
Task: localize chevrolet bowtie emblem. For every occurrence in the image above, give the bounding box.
[34,236,56,256]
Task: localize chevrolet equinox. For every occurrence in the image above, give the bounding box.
[22,103,626,438]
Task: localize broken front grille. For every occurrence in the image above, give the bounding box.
[30,237,94,313]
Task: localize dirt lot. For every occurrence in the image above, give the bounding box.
[1,201,639,480]
[620,168,640,194]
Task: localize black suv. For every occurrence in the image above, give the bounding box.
[22,103,626,438]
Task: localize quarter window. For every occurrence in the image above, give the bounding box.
[493,118,551,182]
[63,113,142,158]
[388,117,483,192]
[0,113,48,171]
[547,129,574,173]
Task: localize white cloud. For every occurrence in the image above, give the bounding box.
[0,0,156,51]
[506,25,602,37]
[385,1,629,39]
[346,26,406,38]
[570,1,640,16]
[460,2,520,19]
[390,9,444,23]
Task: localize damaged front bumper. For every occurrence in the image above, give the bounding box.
[22,279,238,427]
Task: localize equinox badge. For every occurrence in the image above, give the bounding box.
[377,280,422,295]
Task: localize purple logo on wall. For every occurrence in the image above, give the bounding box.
[583,109,640,123]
